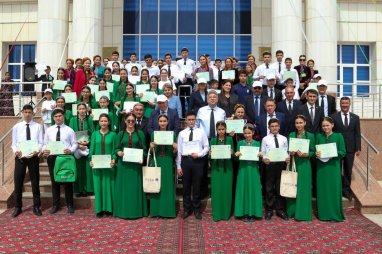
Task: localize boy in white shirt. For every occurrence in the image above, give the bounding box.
[41,88,55,132]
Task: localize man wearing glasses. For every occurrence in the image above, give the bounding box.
[294,55,311,96]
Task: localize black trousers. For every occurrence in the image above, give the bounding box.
[47,155,73,207]
[342,152,355,195]
[14,156,41,209]
[264,162,286,211]
[181,156,205,213]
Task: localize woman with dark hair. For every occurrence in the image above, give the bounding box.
[113,68,128,106]
[287,115,315,221]
[65,58,76,85]
[78,86,98,110]
[137,69,150,85]
[73,57,95,97]
[103,67,114,83]
[143,76,161,118]
[193,54,214,81]
[162,83,182,118]
[221,57,239,86]
[218,80,239,116]
[113,112,148,219]
[52,67,67,99]
[92,55,105,78]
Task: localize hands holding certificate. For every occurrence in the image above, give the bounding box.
[150,141,178,154]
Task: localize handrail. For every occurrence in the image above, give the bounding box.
[361,134,380,154]
[361,134,380,191]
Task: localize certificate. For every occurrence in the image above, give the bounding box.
[182,141,202,155]
[211,145,231,159]
[263,68,276,77]
[225,119,245,134]
[123,148,143,163]
[112,74,120,82]
[307,82,318,90]
[181,65,193,75]
[61,92,77,103]
[316,143,338,159]
[52,80,66,90]
[46,141,66,155]
[87,84,98,95]
[92,108,109,121]
[123,101,138,112]
[283,71,295,81]
[140,91,156,102]
[222,70,235,80]
[196,72,210,82]
[289,138,310,154]
[18,140,39,157]
[239,146,259,161]
[128,75,140,85]
[76,131,89,143]
[72,104,78,116]
[95,90,110,101]
[106,82,114,93]
[154,131,174,145]
[92,155,112,169]
[135,84,150,94]
[266,148,288,162]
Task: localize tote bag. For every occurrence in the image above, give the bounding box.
[142,149,161,193]
[280,156,298,198]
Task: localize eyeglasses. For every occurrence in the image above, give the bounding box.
[299,59,306,62]
[126,120,135,124]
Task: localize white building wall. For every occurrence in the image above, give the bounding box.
[103,0,123,54]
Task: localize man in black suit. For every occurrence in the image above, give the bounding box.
[132,103,149,146]
[38,65,54,91]
[297,88,325,134]
[258,98,286,139]
[262,74,282,104]
[316,79,336,116]
[331,97,361,200]
[147,95,181,135]
[244,81,266,123]
[294,55,311,96]
[276,85,301,136]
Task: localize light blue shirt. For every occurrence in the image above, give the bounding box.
[319,94,329,116]
[196,105,226,138]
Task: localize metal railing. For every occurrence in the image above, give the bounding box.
[360,134,380,191]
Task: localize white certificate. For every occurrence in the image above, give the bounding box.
[211,145,231,159]
[154,131,174,145]
[196,72,210,82]
[128,75,140,85]
[266,148,288,162]
[123,148,143,163]
[46,141,66,155]
[61,92,77,103]
[182,141,202,156]
[87,84,98,95]
[72,104,78,116]
[225,119,245,134]
[140,91,157,102]
[92,108,109,121]
[222,70,235,80]
[53,80,66,90]
[316,143,338,159]
[92,155,112,169]
[95,90,110,101]
[112,74,120,82]
[135,84,150,94]
[239,146,259,161]
[18,140,39,157]
[181,65,193,75]
[283,71,295,81]
[106,82,114,93]
[123,101,138,112]
[288,138,310,154]
[262,68,276,77]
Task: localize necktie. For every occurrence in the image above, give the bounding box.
[274,134,279,148]
[56,126,61,141]
[270,88,273,99]
[279,62,281,73]
[310,107,314,124]
[168,65,171,76]
[254,96,259,117]
[184,59,187,65]
[210,108,215,138]
[288,102,292,113]
[266,63,269,69]
[161,111,165,115]
[321,96,325,109]
[189,128,193,141]
[137,119,141,127]
[269,114,274,118]
[344,113,349,128]
[26,123,31,140]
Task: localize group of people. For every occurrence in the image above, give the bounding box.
[9,49,361,223]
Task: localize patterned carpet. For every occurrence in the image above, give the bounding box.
[0,206,381,253]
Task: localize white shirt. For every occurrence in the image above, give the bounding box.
[142,65,160,77]
[107,60,123,70]
[176,58,196,79]
[266,112,277,135]
[176,127,209,168]
[341,111,351,126]
[161,64,181,83]
[271,61,286,74]
[196,105,226,138]
[280,68,300,87]
[212,66,222,81]
[261,133,288,156]
[41,100,56,123]
[318,94,329,116]
[125,62,142,76]
[11,120,44,154]
[43,124,78,153]
[253,63,280,85]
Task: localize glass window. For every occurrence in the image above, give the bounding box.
[197,35,215,59]
[343,67,353,96]
[159,35,176,59]
[178,0,196,34]
[235,0,251,34]
[141,35,158,59]
[178,35,196,60]
[8,65,21,80]
[7,44,36,83]
[216,0,233,34]
[198,0,215,34]
[160,0,176,34]
[357,85,369,96]
[357,66,369,81]
[357,45,369,64]
[23,44,35,62]
[9,45,21,63]
[341,45,354,64]
[123,36,139,60]
[123,0,139,34]
[141,0,158,34]
[216,36,234,60]
[235,36,251,61]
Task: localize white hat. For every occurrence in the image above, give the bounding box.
[156,94,168,102]
[266,73,276,80]
[318,79,328,86]
[252,81,262,88]
[313,73,322,79]
[197,78,207,84]
[44,88,53,94]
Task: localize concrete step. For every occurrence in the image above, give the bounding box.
[23,192,95,209]
[24,180,53,193]
[39,171,51,182]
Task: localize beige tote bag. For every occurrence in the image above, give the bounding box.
[142,149,161,193]
[280,156,298,198]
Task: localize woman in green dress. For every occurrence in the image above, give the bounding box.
[136,69,150,85]
[113,68,128,107]
[287,115,315,221]
[234,123,263,222]
[148,114,177,218]
[78,85,98,111]
[62,84,75,111]
[69,102,95,196]
[93,96,116,132]
[89,113,116,217]
[316,116,346,222]
[113,112,148,219]
[210,121,234,221]
[143,76,161,119]
[118,83,140,126]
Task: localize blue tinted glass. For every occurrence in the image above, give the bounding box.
[217,0,233,34]
[197,36,214,59]
[337,45,340,63]
[343,67,353,96]
[235,0,251,34]
[235,36,251,62]
[178,0,196,34]
[216,36,234,59]
[159,35,176,59]
[357,85,369,97]
[141,35,158,60]
[123,0,139,34]
[141,0,158,34]
[341,45,355,64]
[160,0,176,33]
[23,44,35,62]
[357,66,369,81]
[198,0,214,34]
[357,45,369,64]
[8,65,21,79]
[123,36,139,60]
[9,45,21,63]
[337,65,340,81]
[178,36,196,60]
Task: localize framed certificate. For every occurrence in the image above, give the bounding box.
[288,138,310,154]
[128,75,140,85]
[154,131,174,145]
[112,74,120,82]
[106,82,114,93]
[123,148,143,163]
[75,131,89,143]
[222,70,235,79]
[18,140,39,157]
[61,92,77,103]
[46,141,66,155]
[87,84,98,95]
[53,80,66,90]
[92,155,112,169]
[316,143,338,159]
[92,108,109,121]
[211,145,231,159]
[239,146,259,161]
[225,119,245,134]
[136,84,150,94]
[266,148,288,162]
[123,101,138,112]
[196,72,210,82]
[140,91,156,102]
[182,141,202,156]
[95,90,110,101]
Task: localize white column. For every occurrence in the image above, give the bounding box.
[37,0,69,75]
[72,0,103,58]
[272,0,303,64]
[306,0,337,92]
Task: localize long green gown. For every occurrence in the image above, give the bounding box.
[210,136,234,221]
[89,131,116,214]
[286,132,315,221]
[69,116,95,194]
[234,140,263,218]
[113,129,148,219]
[316,132,346,222]
[149,132,176,218]
[143,89,162,119]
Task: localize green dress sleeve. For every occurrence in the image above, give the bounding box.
[308,132,316,158]
[89,131,97,156]
[336,132,346,159]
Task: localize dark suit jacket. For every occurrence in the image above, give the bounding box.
[189,90,208,114]
[276,99,302,135]
[331,111,361,153]
[262,87,282,104]
[244,94,266,123]
[218,93,239,116]
[296,104,325,134]
[294,65,311,95]
[316,94,336,116]
[38,74,54,91]
[147,108,180,135]
[258,112,286,139]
